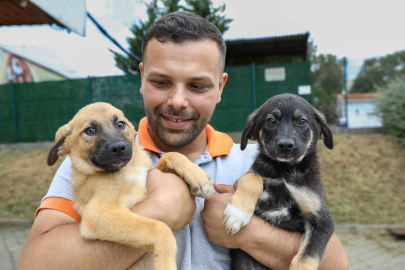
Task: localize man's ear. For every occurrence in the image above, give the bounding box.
[139,62,144,95]
[47,124,72,166]
[217,72,228,103]
[241,110,258,150]
[314,109,333,149]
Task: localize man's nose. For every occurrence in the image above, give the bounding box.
[167,85,189,110]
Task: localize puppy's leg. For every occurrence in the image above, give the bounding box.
[80,204,177,270]
[289,209,335,270]
[128,253,154,270]
[156,152,214,199]
[223,172,263,235]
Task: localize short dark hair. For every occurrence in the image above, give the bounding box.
[142,11,226,71]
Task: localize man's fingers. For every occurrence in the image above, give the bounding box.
[214,181,235,194]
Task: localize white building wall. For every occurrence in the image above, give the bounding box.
[347,101,382,128]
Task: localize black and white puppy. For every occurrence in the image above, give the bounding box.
[223,94,335,270]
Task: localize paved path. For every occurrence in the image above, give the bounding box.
[0,227,30,270]
[1,226,404,269]
[339,231,405,270]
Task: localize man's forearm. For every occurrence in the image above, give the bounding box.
[238,216,349,270]
[19,221,145,270]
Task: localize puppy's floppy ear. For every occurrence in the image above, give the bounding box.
[313,109,333,149]
[241,111,258,150]
[47,124,72,166]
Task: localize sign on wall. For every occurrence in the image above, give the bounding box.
[298,85,311,95]
[265,67,285,82]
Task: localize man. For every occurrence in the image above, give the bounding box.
[20,11,349,270]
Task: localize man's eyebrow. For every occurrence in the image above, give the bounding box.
[147,72,171,79]
[189,76,212,81]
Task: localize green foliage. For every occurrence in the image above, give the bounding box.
[182,0,233,34]
[311,53,344,120]
[111,0,233,74]
[375,77,405,145]
[351,51,405,93]
[311,85,331,110]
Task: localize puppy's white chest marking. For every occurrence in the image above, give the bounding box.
[125,167,149,187]
[264,207,290,223]
[122,167,150,208]
[284,182,321,215]
[259,190,270,201]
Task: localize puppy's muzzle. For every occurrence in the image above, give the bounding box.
[91,141,133,172]
[109,142,127,157]
[277,139,294,153]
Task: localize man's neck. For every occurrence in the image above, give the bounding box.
[148,127,208,163]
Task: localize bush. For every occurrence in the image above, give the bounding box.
[375,77,405,145]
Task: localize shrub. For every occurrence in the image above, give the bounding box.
[375,77,405,145]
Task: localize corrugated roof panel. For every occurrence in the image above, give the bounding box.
[225,32,310,60]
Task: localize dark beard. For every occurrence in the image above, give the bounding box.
[145,105,213,148]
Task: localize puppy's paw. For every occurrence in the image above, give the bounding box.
[190,182,214,199]
[290,255,319,270]
[223,203,253,235]
[185,170,214,199]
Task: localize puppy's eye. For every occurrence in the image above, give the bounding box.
[85,127,96,136]
[297,119,307,126]
[267,118,276,126]
[118,121,126,129]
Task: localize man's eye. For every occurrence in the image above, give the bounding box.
[85,127,96,136]
[190,84,208,91]
[117,121,126,129]
[297,119,307,126]
[267,118,276,126]
[153,80,169,87]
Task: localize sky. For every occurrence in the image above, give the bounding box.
[0,0,404,80]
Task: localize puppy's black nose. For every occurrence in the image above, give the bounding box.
[278,139,294,150]
[109,142,126,156]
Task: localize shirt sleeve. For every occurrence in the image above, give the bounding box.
[35,157,80,221]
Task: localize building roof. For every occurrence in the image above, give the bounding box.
[0,0,63,28]
[225,32,310,60]
[337,93,381,100]
[0,43,78,78]
[0,0,86,36]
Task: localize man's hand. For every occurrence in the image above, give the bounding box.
[132,168,196,231]
[201,182,241,249]
[202,182,349,270]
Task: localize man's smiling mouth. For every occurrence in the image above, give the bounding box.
[162,115,191,123]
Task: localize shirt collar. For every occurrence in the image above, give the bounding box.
[137,117,233,157]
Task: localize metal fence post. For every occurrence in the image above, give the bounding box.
[10,81,19,143]
[87,76,92,104]
[252,62,257,110]
[343,57,349,127]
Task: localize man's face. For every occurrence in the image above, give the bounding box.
[139,38,228,148]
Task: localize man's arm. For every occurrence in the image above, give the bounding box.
[19,169,196,270]
[19,209,143,270]
[201,182,349,270]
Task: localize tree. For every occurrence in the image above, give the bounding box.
[375,77,405,145]
[311,53,344,121]
[182,0,232,34]
[110,0,233,74]
[351,51,405,93]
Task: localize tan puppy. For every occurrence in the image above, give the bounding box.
[47,102,214,270]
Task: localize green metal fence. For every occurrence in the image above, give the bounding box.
[0,62,311,144]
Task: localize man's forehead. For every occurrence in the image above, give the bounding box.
[142,38,222,79]
[143,38,221,63]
